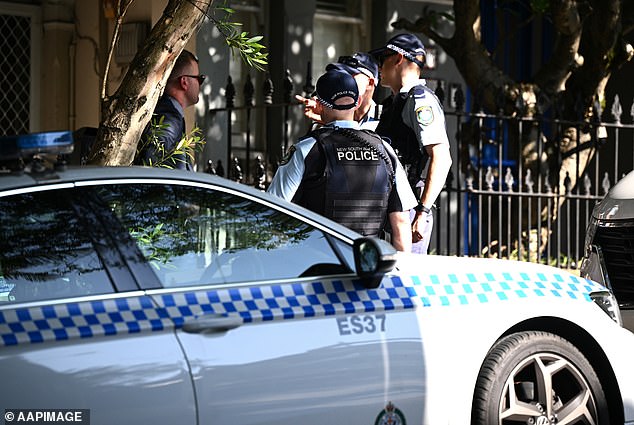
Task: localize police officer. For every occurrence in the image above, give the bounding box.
[370,34,452,254]
[269,69,417,251]
[296,52,381,130]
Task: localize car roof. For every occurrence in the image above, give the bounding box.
[0,165,361,241]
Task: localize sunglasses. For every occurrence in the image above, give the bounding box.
[338,55,364,68]
[378,52,397,66]
[338,55,376,79]
[180,74,206,84]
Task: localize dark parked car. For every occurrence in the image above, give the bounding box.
[581,169,634,332]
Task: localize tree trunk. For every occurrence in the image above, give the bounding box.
[88,0,212,166]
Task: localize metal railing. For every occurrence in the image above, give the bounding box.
[207,69,634,268]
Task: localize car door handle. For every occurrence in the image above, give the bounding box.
[181,314,243,334]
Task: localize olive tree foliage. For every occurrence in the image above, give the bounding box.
[87,0,266,166]
[394,0,634,195]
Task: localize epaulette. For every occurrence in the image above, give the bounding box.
[410,85,427,99]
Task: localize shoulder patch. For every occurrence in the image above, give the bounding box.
[279,145,297,165]
[416,105,434,126]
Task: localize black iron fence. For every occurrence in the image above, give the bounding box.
[438,109,633,269]
[207,70,634,269]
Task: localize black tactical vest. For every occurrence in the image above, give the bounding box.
[375,86,431,190]
[293,127,394,237]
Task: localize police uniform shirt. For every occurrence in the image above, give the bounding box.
[358,99,380,131]
[267,120,417,212]
[401,79,449,151]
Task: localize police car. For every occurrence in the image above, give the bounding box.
[1,132,633,425]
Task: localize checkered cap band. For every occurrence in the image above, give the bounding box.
[387,44,425,67]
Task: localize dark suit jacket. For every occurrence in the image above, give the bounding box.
[137,95,191,170]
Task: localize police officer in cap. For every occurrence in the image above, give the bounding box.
[370,33,452,254]
[296,52,381,130]
[269,69,417,251]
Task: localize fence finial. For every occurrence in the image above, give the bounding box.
[466,171,474,191]
[263,73,274,105]
[583,174,592,195]
[454,85,465,111]
[225,76,236,108]
[611,94,622,124]
[602,172,611,194]
[435,80,445,105]
[283,69,294,103]
[485,166,494,190]
[504,168,514,192]
[205,159,216,175]
[215,160,225,177]
[244,74,255,107]
[255,155,266,190]
[563,171,572,194]
[524,169,534,193]
[231,157,243,183]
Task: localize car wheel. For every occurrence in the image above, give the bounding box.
[471,330,610,424]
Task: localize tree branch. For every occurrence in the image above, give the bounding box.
[391,14,454,56]
[90,0,213,166]
[561,0,622,120]
[101,0,136,100]
[532,1,582,97]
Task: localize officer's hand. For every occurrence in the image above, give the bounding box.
[295,94,324,124]
[411,212,424,243]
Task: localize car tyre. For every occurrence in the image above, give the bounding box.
[471,330,610,425]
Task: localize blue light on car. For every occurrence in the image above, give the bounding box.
[0,131,74,160]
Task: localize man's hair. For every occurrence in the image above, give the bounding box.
[169,50,199,80]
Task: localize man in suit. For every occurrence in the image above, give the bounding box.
[136,50,205,170]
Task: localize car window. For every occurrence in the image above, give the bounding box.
[95,183,352,287]
[0,190,114,304]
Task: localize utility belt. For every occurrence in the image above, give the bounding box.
[396,149,426,194]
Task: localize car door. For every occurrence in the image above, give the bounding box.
[0,186,196,425]
[99,179,426,425]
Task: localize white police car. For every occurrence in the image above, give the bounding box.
[1,132,633,424]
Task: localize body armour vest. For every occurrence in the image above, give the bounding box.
[375,86,432,190]
[293,127,394,237]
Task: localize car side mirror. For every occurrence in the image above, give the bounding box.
[353,237,397,289]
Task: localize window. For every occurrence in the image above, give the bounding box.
[96,183,351,287]
[312,0,368,81]
[0,190,114,304]
[0,3,40,135]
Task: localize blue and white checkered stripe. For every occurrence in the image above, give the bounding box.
[0,296,167,346]
[0,271,599,346]
[157,278,415,325]
[405,271,598,307]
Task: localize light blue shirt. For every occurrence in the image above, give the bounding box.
[401,79,449,150]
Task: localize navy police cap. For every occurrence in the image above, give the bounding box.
[369,33,426,68]
[316,69,359,111]
[326,52,379,81]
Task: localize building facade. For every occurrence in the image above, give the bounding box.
[0,0,460,173]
